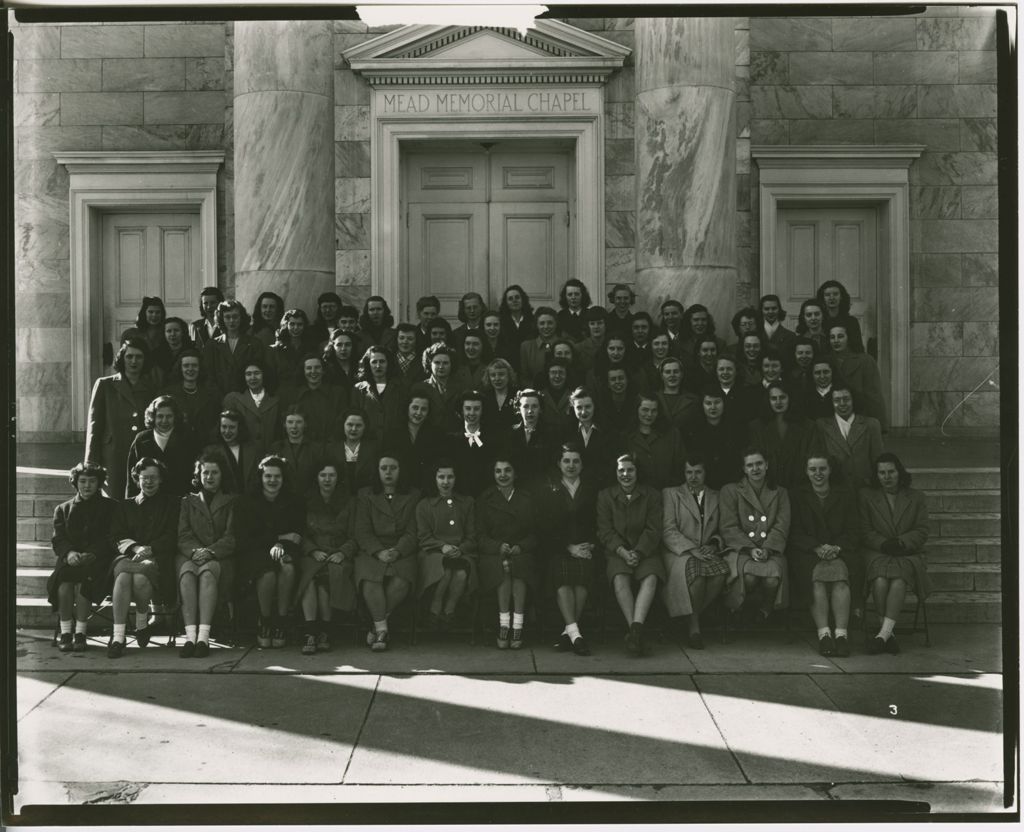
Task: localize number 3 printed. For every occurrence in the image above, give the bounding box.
[889,704,898,716]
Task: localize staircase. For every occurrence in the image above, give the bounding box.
[13,458,1004,628]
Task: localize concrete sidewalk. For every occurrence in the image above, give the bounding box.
[12,624,1010,817]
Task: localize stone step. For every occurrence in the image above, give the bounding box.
[923,489,1001,513]
[907,468,1000,491]
[15,597,54,629]
[16,542,55,568]
[17,568,50,597]
[866,591,1002,624]
[927,563,1001,592]
[932,513,1001,538]
[16,468,74,495]
[927,537,1001,563]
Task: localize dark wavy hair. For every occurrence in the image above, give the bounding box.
[730,306,761,339]
[632,391,670,433]
[237,356,270,392]
[659,299,685,328]
[631,311,654,337]
[558,278,591,311]
[370,452,412,494]
[134,296,166,332]
[191,450,230,494]
[360,295,395,331]
[681,304,717,340]
[143,394,182,429]
[758,378,804,424]
[870,452,913,490]
[197,286,224,318]
[795,298,826,336]
[272,308,312,349]
[357,345,397,383]
[215,299,252,333]
[607,283,636,304]
[421,342,455,376]
[312,292,343,330]
[736,331,768,366]
[415,295,440,314]
[218,408,249,443]
[69,461,108,489]
[759,294,787,323]
[114,337,151,374]
[250,291,285,334]
[163,316,193,347]
[130,456,168,485]
[499,284,534,319]
[256,454,289,493]
[816,280,854,318]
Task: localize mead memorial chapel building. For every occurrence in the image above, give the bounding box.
[12,11,1002,441]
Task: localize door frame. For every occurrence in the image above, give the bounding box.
[753,145,923,429]
[54,151,223,432]
[374,118,603,323]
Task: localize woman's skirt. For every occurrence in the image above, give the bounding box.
[811,557,849,583]
[864,549,931,599]
[606,552,666,585]
[662,549,737,617]
[112,556,162,594]
[477,551,538,593]
[354,550,418,589]
[548,554,595,590]
[46,557,114,609]
[294,555,357,612]
[724,551,789,611]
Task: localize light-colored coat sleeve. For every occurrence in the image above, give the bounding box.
[718,483,748,551]
[662,489,699,555]
[765,487,790,553]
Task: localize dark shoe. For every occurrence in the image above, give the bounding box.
[316,630,331,652]
[687,632,705,650]
[554,633,572,652]
[58,633,73,653]
[194,640,210,659]
[866,636,886,655]
[496,625,510,649]
[572,635,591,656]
[510,628,524,650]
[818,634,835,657]
[72,633,87,653]
[371,630,389,652]
[756,609,772,628]
[107,640,125,659]
[440,611,456,631]
[885,635,901,655]
[301,633,317,656]
[834,636,850,658]
[624,624,642,656]
[134,627,152,648]
[179,640,196,658]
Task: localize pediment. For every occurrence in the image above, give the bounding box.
[345,20,630,86]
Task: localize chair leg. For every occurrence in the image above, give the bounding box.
[921,598,931,647]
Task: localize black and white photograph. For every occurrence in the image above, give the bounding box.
[4,0,1015,824]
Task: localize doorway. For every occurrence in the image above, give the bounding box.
[402,140,575,320]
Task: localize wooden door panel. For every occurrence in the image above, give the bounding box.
[409,203,488,320]
[406,153,487,204]
[490,151,569,202]
[489,202,568,310]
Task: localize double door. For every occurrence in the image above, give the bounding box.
[404,143,573,320]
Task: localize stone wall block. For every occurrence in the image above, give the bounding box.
[735,65,750,102]
[334,69,371,105]
[335,249,371,286]
[18,59,101,93]
[185,57,225,91]
[15,292,71,327]
[832,85,916,119]
[636,18,735,90]
[605,248,635,285]
[911,287,998,321]
[789,119,874,144]
[13,26,61,60]
[605,139,635,176]
[832,18,916,51]
[735,27,749,66]
[908,390,963,427]
[961,186,997,219]
[960,118,997,152]
[336,177,370,214]
[874,51,958,84]
[963,321,999,356]
[606,102,634,139]
[15,126,102,159]
[102,58,186,92]
[14,258,69,294]
[918,84,997,118]
[144,91,225,124]
[605,174,635,212]
[61,24,143,58]
[335,141,370,178]
[60,92,144,126]
[605,211,636,248]
[750,18,832,52]
[915,219,997,253]
[144,24,225,58]
[751,119,789,144]
[333,20,369,34]
[911,252,962,287]
[751,85,831,119]
[16,328,72,363]
[911,186,961,219]
[910,151,997,186]
[18,396,71,433]
[736,137,750,174]
[14,93,60,127]
[961,252,998,286]
[333,34,370,69]
[958,51,997,84]
[910,357,999,391]
[911,321,963,356]
[959,391,1000,427]
[750,51,788,85]
[789,52,872,85]
[334,105,370,141]
[916,18,966,50]
[605,67,635,103]
[958,17,998,51]
[875,118,960,150]
[101,124,223,151]
[335,213,370,250]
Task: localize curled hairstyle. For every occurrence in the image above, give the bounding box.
[482,358,518,391]
[130,456,167,484]
[731,306,761,339]
[422,341,454,375]
[198,286,225,317]
[357,346,397,383]
[251,291,285,334]
[499,284,534,320]
[134,296,167,331]
[361,295,395,331]
[759,294,787,323]
[416,295,441,314]
[216,299,252,333]
[796,298,825,335]
[257,454,289,488]
[607,283,636,304]
[114,337,151,374]
[163,316,192,344]
[191,450,230,494]
[681,304,717,339]
[143,394,182,429]
[218,408,249,443]
[558,278,592,310]
[871,452,912,490]
[371,452,410,494]
[273,308,311,347]
[237,357,270,392]
[69,460,107,488]
[816,280,854,317]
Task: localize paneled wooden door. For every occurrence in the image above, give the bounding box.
[100,211,202,347]
[774,205,885,390]
[404,143,573,321]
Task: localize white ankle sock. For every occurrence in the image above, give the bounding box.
[197,624,211,643]
[135,611,149,631]
[75,620,88,634]
[817,627,831,639]
[566,622,581,641]
[877,617,896,640]
[184,625,198,643]
[834,628,848,639]
[113,624,126,643]
[60,619,72,635]
[374,619,388,634]
[512,612,525,628]
[498,612,511,628]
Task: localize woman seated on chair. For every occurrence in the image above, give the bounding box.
[787,453,861,658]
[416,459,477,631]
[353,455,421,652]
[719,447,791,627]
[859,452,932,655]
[596,453,665,657]
[234,455,304,649]
[661,454,734,650]
[108,457,180,658]
[176,451,236,658]
[540,440,600,656]
[48,462,119,653]
[476,456,538,649]
[294,460,357,655]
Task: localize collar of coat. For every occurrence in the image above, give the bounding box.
[736,479,779,511]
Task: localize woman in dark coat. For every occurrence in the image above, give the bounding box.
[655,356,699,433]
[107,457,180,658]
[681,386,743,490]
[860,452,931,655]
[747,380,820,491]
[203,300,267,397]
[384,387,444,493]
[222,358,281,455]
[323,329,359,394]
[234,454,304,649]
[125,395,196,498]
[540,441,600,656]
[828,322,888,431]
[622,394,686,490]
[788,453,861,658]
[160,348,221,447]
[330,408,379,496]
[267,309,318,395]
[48,462,118,652]
[817,280,865,354]
[135,296,167,355]
[795,298,828,355]
[353,455,421,651]
[249,291,285,348]
[351,345,406,440]
[476,455,538,649]
[501,388,555,496]
[85,338,160,501]
[444,389,495,498]
[151,316,193,377]
[480,358,519,440]
[268,406,327,498]
[295,461,357,655]
[498,284,537,352]
[597,453,665,656]
[176,452,236,658]
[556,278,591,342]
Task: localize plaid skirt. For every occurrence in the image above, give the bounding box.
[685,555,731,583]
[811,557,849,583]
[866,554,916,587]
[549,555,594,590]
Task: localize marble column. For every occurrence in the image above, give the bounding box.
[233,21,335,317]
[634,18,737,329]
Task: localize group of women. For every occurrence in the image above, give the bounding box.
[53,278,925,658]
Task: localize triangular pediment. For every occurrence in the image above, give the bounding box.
[345,20,630,86]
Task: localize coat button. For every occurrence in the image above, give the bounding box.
[446,499,453,505]
[131,426,138,431]
[760,532,767,538]
[449,519,455,525]
[760,515,767,522]
[748,515,754,522]
[748,531,755,538]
